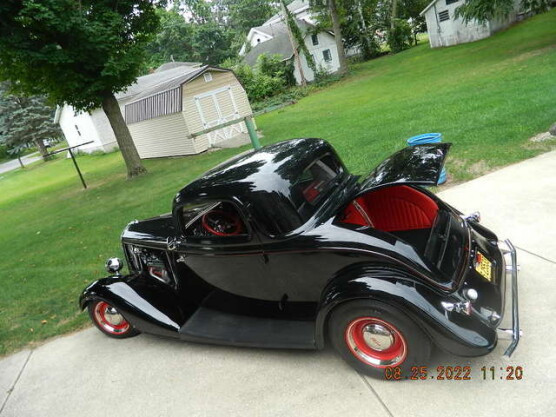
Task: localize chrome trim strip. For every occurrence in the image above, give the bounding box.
[502,239,520,358]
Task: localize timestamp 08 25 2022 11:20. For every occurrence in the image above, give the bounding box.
[384,366,524,381]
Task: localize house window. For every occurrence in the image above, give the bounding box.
[446,0,458,5]
[438,10,450,22]
[323,49,332,62]
[203,72,213,82]
[311,34,319,46]
[75,125,81,136]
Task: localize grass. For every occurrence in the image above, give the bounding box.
[0,11,555,356]
[256,11,556,181]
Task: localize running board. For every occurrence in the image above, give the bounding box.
[179,307,316,349]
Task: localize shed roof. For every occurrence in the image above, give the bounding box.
[420,0,440,16]
[121,65,230,105]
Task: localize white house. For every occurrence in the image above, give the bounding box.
[421,0,523,48]
[55,63,254,158]
[240,0,341,84]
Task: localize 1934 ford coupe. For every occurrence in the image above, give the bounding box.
[80,138,520,378]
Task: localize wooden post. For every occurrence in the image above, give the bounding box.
[245,117,261,150]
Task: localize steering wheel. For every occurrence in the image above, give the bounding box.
[201,210,242,236]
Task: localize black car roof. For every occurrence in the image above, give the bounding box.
[173,138,339,210]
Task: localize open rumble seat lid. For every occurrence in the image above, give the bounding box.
[360,143,451,190]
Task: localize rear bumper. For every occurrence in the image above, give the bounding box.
[498,239,521,358]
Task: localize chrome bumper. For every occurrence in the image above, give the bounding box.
[498,239,520,358]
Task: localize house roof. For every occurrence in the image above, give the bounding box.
[251,23,289,37]
[264,0,310,25]
[243,19,318,66]
[154,62,202,73]
[420,0,440,16]
[244,31,293,66]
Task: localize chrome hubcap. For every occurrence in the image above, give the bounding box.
[362,324,394,351]
[103,307,124,326]
[93,301,130,335]
[345,317,407,368]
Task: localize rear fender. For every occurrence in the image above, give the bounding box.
[316,266,497,357]
[80,275,184,338]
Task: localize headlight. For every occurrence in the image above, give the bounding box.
[105,257,123,274]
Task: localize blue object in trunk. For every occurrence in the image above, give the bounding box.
[407,133,447,184]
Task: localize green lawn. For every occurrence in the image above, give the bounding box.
[0,10,555,356]
[257,10,556,180]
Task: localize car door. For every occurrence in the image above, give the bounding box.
[174,200,287,301]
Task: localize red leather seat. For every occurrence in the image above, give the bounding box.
[342,186,438,232]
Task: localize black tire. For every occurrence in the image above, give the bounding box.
[88,299,140,339]
[328,300,431,379]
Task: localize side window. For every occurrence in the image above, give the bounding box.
[182,201,249,242]
[290,154,344,221]
[323,49,332,62]
[311,34,319,46]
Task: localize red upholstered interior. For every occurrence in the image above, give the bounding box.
[341,185,438,232]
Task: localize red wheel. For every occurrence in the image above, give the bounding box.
[88,300,139,339]
[202,210,242,236]
[344,317,407,368]
[329,300,431,379]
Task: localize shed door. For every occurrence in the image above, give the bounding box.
[195,86,245,146]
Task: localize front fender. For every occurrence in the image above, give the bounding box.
[316,266,497,357]
[80,275,184,338]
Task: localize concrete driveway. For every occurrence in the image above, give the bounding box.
[1,151,555,417]
[0,153,42,175]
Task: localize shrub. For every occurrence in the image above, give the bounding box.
[387,19,413,53]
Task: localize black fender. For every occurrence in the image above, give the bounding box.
[315,266,497,357]
[80,275,185,338]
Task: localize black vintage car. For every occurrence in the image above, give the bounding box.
[80,138,520,378]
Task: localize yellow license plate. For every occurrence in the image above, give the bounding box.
[475,251,492,281]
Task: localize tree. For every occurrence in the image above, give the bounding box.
[328,0,349,74]
[143,5,238,71]
[191,23,235,65]
[0,0,161,178]
[455,0,551,23]
[0,83,62,163]
[225,0,278,35]
[144,7,195,71]
[454,0,516,24]
[311,0,383,60]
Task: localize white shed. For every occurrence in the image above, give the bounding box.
[55,63,254,158]
[421,0,522,48]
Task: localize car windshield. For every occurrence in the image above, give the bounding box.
[289,154,343,222]
[181,202,219,230]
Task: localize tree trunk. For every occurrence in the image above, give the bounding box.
[281,1,307,86]
[101,93,147,178]
[34,139,49,161]
[17,156,24,168]
[357,0,372,59]
[329,0,347,74]
[391,0,398,30]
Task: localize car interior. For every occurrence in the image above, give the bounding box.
[339,185,440,255]
[186,202,247,238]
